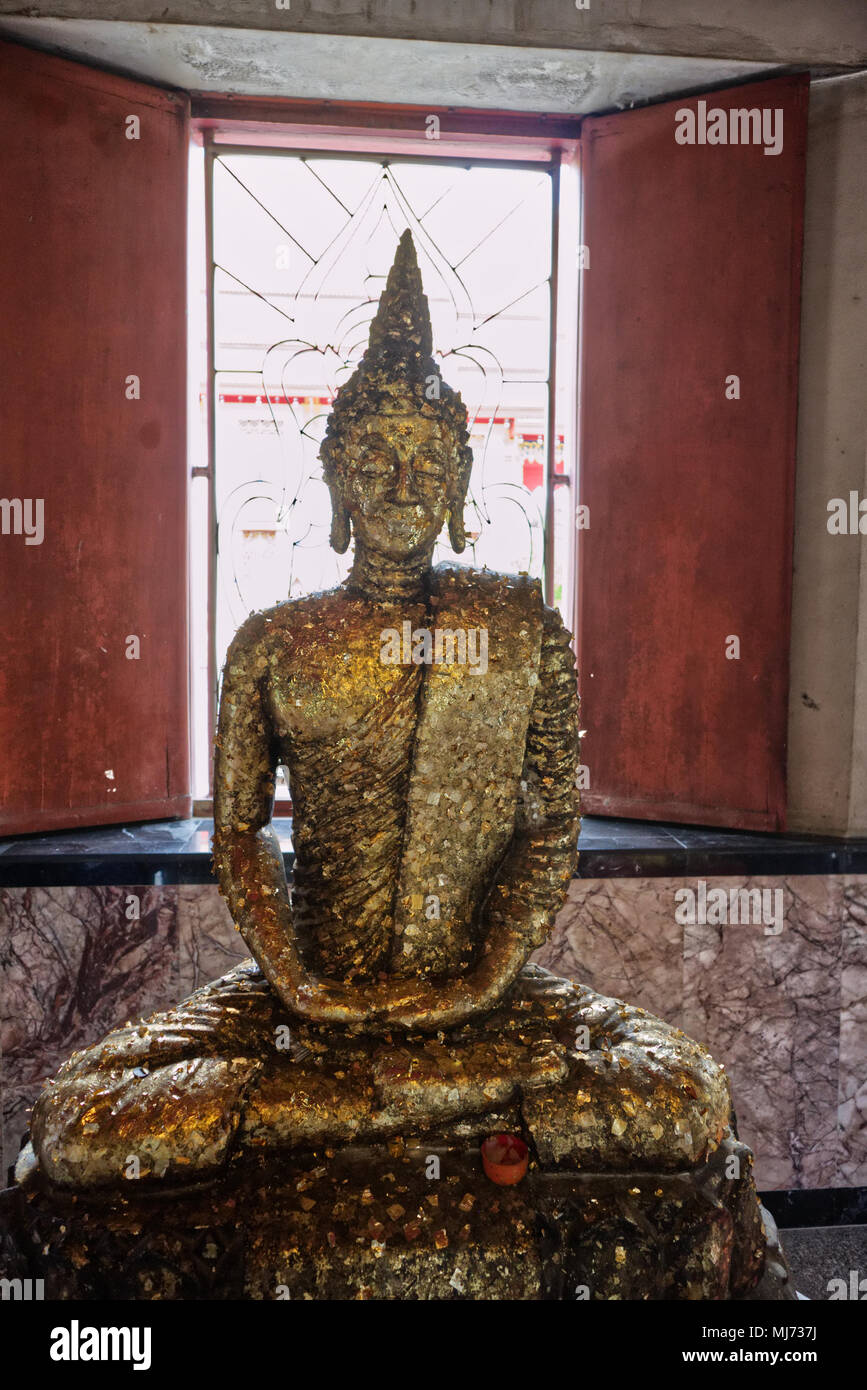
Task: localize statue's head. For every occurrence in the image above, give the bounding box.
[320,230,472,560]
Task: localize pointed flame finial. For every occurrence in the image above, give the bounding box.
[364,228,434,366]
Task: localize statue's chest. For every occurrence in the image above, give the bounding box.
[267,607,427,770]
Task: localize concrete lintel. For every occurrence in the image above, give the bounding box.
[0,20,780,113]
[0,1,863,70]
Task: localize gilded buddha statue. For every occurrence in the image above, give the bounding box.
[17,235,790,1300]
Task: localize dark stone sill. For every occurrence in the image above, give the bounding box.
[1,815,866,887]
[760,1187,867,1230]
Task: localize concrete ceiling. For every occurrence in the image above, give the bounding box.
[0,19,784,112]
[0,1,864,68]
[0,17,783,112]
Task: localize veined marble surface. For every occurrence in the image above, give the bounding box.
[533,874,864,1193]
[1,876,865,1191]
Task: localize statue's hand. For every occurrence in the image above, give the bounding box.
[351,925,537,1033]
[286,972,378,1028]
[391,978,507,1031]
[283,969,490,1034]
[336,973,499,1035]
[280,911,535,1034]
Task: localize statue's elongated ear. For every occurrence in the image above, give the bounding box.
[447,446,472,552]
[327,481,351,554]
[322,440,352,553]
[447,500,467,553]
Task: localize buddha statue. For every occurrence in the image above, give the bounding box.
[16,234,788,1300]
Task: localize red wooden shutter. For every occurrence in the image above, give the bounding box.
[0,42,191,833]
[576,74,807,830]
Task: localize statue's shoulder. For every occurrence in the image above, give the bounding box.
[224,588,349,665]
[430,562,543,608]
[429,564,573,656]
[261,587,350,625]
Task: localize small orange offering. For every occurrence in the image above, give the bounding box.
[481,1132,529,1185]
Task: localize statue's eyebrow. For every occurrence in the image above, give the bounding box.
[356,430,449,458]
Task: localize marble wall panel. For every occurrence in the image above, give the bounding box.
[176,884,247,997]
[0,885,179,1179]
[839,877,867,1184]
[537,874,865,1190]
[532,877,685,1025]
[681,876,842,1190]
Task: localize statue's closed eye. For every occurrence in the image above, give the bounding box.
[355,449,446,481]
[357,450,391,475]
[414,455,447,477]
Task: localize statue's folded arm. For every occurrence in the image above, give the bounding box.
[466,602,582,1009]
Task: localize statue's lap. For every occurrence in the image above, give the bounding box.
[29,964,731,1190]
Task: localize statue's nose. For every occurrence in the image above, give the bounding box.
[392,455,420,503]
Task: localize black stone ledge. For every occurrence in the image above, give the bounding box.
[1,816,867,887]
[760,1186,867,1230]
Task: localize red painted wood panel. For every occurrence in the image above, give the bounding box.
[0,42,191,834]
[576,74,807,830]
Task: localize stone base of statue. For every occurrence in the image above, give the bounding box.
[5,1126,794,1300]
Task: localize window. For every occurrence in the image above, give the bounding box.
[189,120,581,800]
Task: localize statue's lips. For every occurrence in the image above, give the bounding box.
[370,505,435,532]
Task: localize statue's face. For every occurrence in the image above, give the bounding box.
[337,412,463,560]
